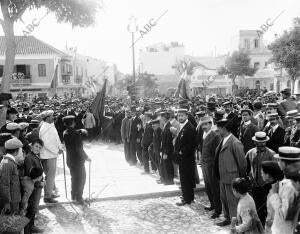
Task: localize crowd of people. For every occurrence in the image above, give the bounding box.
[0,87,300,233]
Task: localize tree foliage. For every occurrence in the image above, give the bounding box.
[217,50,257,84]
[268,17,300,88]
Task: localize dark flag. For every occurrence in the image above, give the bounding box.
[90,78,107,123]
[174,78,190,100]
[50,64,58,96]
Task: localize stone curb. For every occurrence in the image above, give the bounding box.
[39,186,205,209]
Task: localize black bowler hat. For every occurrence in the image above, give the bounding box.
[274,147,300,161]
[261,161,284,181]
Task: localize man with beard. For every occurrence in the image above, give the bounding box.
[159,111,174,185]
[174,109,196,206]
[246,131,275,226]
[265,113,285,153]
[239,108,259,154]
[200,116,222,218]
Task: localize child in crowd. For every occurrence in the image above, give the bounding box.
[260,161,284,233]
[230,177,264,234]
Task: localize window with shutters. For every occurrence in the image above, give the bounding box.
[38,64,46,77]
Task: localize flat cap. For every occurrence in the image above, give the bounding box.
[5,138,23,149]
[6,122,21,131]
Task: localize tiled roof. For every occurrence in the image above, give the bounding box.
[0,36,68,57]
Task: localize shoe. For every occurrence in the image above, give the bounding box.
[176,201,190,206]
[51,193,60,199]
[204,206,214,211]
[156,180,163,184]
[210,213,220,219]
[77,199,88,206]
[216,220,231,227]
[71,195,77,201]
[31,226,44,233]
[44,198,58,204]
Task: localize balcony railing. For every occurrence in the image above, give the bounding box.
[11,76,32,86]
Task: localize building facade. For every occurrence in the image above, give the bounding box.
[0,36,79,100]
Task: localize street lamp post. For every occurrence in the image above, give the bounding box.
[127,16,138,85]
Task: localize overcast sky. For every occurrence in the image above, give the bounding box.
[1,0,300,74]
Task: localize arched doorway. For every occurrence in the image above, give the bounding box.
[255,80,260,90]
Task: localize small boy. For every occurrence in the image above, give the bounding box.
[23,139,45,234]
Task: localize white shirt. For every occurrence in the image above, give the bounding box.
[203,130,212,140]
[222,133,232,146]
[243,120,251,126]
[179,119,188,131]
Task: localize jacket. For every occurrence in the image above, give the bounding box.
[161,122,174,157]
[201,130,221,164]
[121,117,131,142]
[39,121,62,159]
[214,135,247,184]
[239,122,259,154]
[0,154,21,204]
[63,127,88,167]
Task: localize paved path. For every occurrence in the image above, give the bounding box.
[50,141,203,202]
[36,193,230,234]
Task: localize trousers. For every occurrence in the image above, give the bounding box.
[220,182,239,220]
[41,158,57,198]
[69,163,86,200]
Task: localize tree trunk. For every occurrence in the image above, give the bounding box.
[292,78,296,95]
[1,18,16,93]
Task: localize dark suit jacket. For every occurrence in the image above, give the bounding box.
[201,130,221,164]
[195,125,204,152]
[63,127,88,167]
[174,121,196,163]
[226,112,240,138]
[142,123,154,149]
[214,135,247,184]
[129,116,143,140]
[239,123,259,154]
[152,127,162,154]
[161,122,174,157]
[266,126,285,153]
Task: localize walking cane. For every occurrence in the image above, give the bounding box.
[62,151,68,199]
[88,160,91,206]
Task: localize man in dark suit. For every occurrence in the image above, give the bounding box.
[121,109,132,164]
[63,115,91,204]
[199,116,222,218]
[224,101,240,138]
[150,118,162,173]
[265,113,285,153]
[141,112,154,173]
[239,109,259,153]
[214,119,247,226]
[129,107,143,165]
[159,111,174,185]
[174,109,197,206]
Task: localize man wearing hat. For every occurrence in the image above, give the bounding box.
[253,101,265,130]
[174,109,197,206]
[0,107,18,133]
[141,112,154,174]
[289,115,300,147]
[39,110,63,203]
[129,107,143,165]
[272,146,300,234]
[159,110,175,185]
[199,116,222,218]
[284,161,300,233]
[265,113,285,153]
[121,109,132,164]
[0,138,23,214]
[0,133,12,161]
[239,108,259,154]
[149,118,162,173]
[223,101,240,138]
[214,118,247,226]
[278,88,297,120]
[63,115,91,204]
[246,131,275,225]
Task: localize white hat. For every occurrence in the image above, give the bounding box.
[39,110,54,119]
